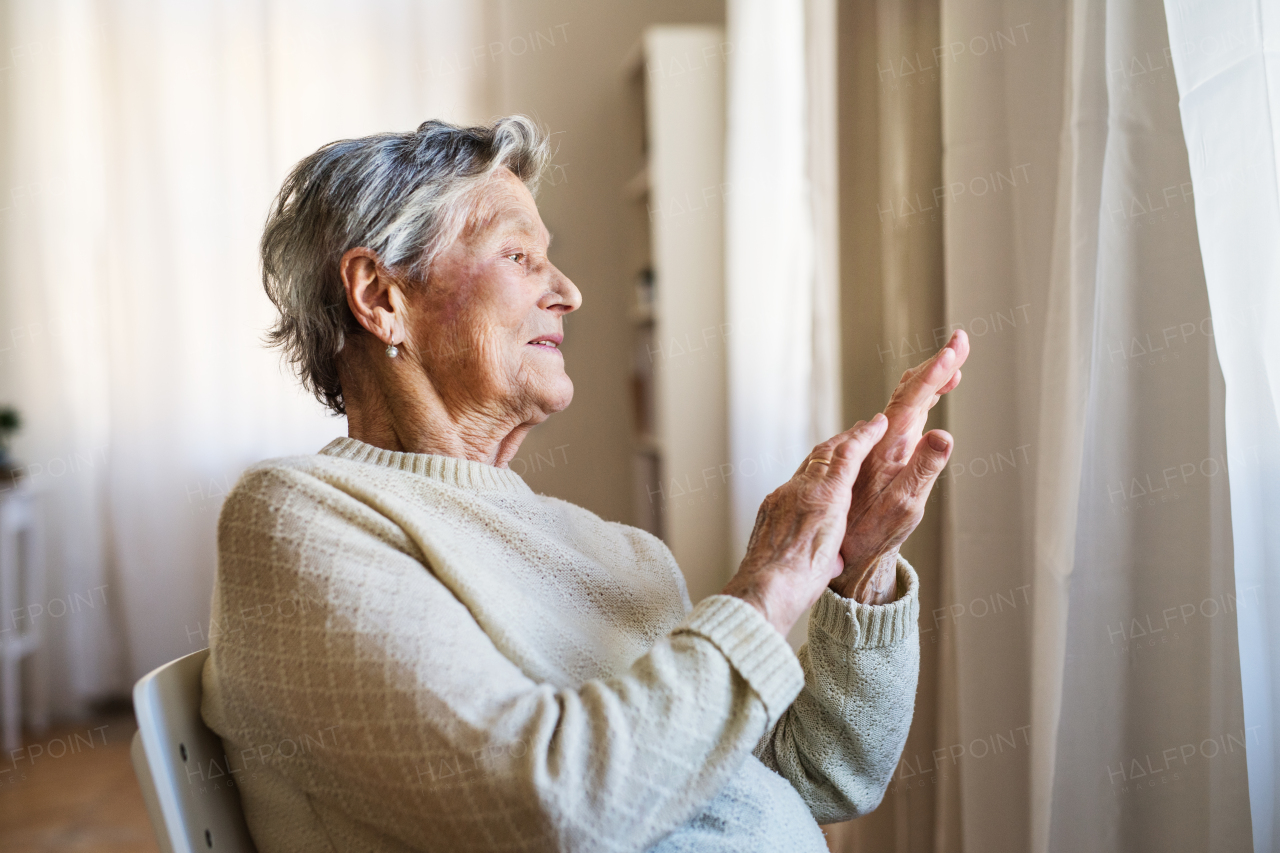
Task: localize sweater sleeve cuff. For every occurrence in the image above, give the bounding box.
[675,595,805,725]
[810,555,920,648]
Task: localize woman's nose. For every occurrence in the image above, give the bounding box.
[541,266,582,314]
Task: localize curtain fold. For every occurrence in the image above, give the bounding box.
[1027,0,1106,844]
[939,2,1061,849]
[725,0,842,649]
[834,0,1260,848]
[1162,2,1280,850]
[943,0,1252,849]
[725,0,811,582]
[806,0,841,446]
[1041,0,1249,846]
[0,0,121,715]
[828,0,954,850]
[0,0,490,715]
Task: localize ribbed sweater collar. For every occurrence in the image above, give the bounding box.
[319,437,532,494]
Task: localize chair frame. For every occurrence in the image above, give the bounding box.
[131,648,257,853]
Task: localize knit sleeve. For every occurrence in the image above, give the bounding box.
[201,465,804,853]
[752,556,920,823]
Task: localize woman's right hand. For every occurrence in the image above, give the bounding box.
[722,415,889,636]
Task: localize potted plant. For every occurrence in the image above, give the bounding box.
[0,406,21,479]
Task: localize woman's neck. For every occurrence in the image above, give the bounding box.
[347,410,533,468]
[338,355,535,468]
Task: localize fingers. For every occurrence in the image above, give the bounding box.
[814,414,887,485]
[893,429,954,499]
[937,368,962,397]
[900,338,960,408]
[888,330,969,414]
[926,370,961,411]
[794,418,869,478]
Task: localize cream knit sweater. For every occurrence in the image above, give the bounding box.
[201,437,920,853]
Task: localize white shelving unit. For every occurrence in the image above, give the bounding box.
[0,481,47,751]
[624,26,731,604]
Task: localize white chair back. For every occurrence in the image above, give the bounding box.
[131,648,258,853]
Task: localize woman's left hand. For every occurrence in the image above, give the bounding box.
[831,330,969,604]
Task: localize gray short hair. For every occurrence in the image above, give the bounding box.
[261,115,550,415]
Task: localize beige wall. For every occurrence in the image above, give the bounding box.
[488,0,724,523]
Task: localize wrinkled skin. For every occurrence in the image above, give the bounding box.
[337,167,581,467]
[337,165,968,636]
[833,330,969,604]
[722,416,891,635]
[722,332,968,632]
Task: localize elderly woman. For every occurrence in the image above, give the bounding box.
[202,116,968,853]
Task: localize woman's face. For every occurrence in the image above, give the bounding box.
[405,168,582,426]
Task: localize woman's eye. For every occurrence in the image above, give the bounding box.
[508,252,525,264]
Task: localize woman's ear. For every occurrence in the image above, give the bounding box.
[340,247,406,346]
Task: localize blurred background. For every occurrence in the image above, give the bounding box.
[1,0,1278,852]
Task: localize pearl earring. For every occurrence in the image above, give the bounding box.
[386,342,399,358]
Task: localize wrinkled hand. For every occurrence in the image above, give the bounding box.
[832,330,970,604]
[723,416,889,637]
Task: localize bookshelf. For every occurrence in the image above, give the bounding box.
[623,26,731,604]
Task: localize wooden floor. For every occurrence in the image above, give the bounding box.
[0,714,160,853]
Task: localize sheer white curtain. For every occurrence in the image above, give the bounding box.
[0,0,489,716]
[724,0,841,648]
[1163,2,1280,850]
[941,0,1255,850]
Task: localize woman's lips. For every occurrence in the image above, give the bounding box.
[527,333,563,351]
